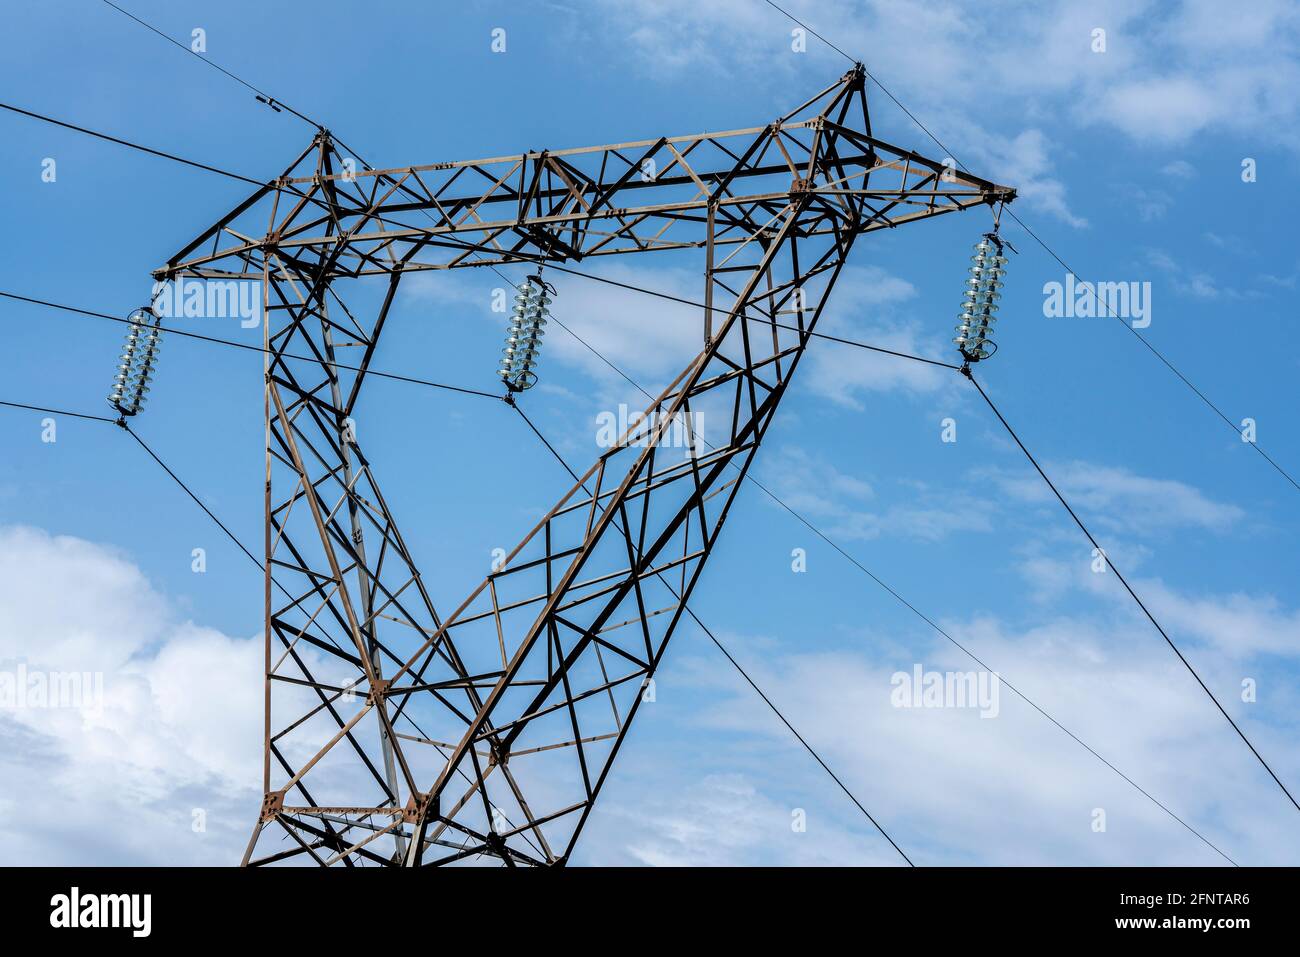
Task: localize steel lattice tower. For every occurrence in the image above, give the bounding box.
[155,65,1013,866]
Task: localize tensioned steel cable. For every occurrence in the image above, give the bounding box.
[0,395,543,861]
[129,412,546,859]
[97,0,324,129]
[0,397,293,598]
[0,398,117,423]
[29,4,1300,496]
[1001,212,1300,493]
[0,57,955,377]
[0,30,926,859]
[123,427,301,605]
[0,101,264,186]
[122,422,267,574]
[759,0,1299,495]
[17,411,355,675]
[752,0,1297,818]
[496,302,1238,866]
[504,259,962,371]
[0,102,947,376]
[8,13,1245,859]
[2,281,926,397]
[0,291,502,401]
[965,369,1299,815]
[509,399,916,866]
[682,603,916,865]
[95,0,384,179]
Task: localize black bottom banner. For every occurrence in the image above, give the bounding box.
[0,865,1282,942]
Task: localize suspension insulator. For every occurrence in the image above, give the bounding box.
[108,306,163,418]
[954,232,1007,363]
[497,274,553,392]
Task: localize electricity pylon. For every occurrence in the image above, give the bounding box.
[157,64,1013,866]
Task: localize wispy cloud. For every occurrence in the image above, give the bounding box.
[580,593,1300,865]
[586,0,1300,229]
[986,460,1245,535]
[759,446,992,542]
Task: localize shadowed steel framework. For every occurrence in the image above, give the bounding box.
[155,65,1014,866]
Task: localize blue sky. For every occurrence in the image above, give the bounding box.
[0,0,1298,865]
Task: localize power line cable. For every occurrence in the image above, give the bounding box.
[0,398,118,423]
[758,0,1299,494]
[95,0,404,195]
[97,0,321,127]
[119,421,265,573]
[1004,214,1300,494]
[510,318,1239,865]
[0,290,503,401]
[0,396,294,597]
[8,21,915,859]
[0,98,948,377]
[30,2,1299,494]
[527,260,960,370]
[0,101,264,187]
[965,368,1300,815]
[760,0,858,62]
[0,393,539,858]
[15,12,1249,858]
[508,398,916,866]
[685,605,916,865]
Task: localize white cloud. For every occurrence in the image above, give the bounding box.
[756,451,1245,553]
[1,499,1293,867]
[405,262,703,391]
[758,447,992,542]
[579,595,1300,865]
[0,526,261,865]
[1007,534,1299,660]
[410,257,956,421]
[584,770,902,866]
[961,127,1088,230]
[800,265,960,406]
[1146,247,1247,300]
[1093,0,1300,147]
[805,322,952,405]
[1096,75,1218,142]
[1131,581,1300,659]
[585,0,1300,224]
[1129,186,1173,222]
[985,460,1245,534]
[585,1,1111,226]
